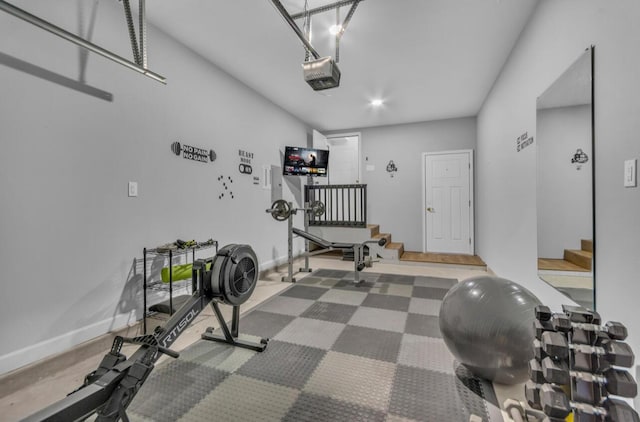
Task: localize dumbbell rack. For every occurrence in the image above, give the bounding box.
[525,304,639,421]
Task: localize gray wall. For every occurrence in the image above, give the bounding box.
[477,0,640,359]
[537,105,592,258]
[328,117,477,251]
[0,1,308,374]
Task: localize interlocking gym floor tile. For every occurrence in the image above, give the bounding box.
[333,278,376,291]
[318,288,368,306]
[235,310,296,338]
[300,301,358,324]
[398,334,456,374]
[377,273,415,285]
[274,317,346,350]
[411,285,450,300]
[312,268,349,278]
[236,340,326,389]
[454,363,493,419]
[255,295,315,316]
[361,293,411,312]
[390,365,490,422]
[303,351,396,411]
[413,276,458,289]
[331,325,403,363]
[404,313,442,338]
[297,276,341,288]
[370,282,414,297]
[408,297,442,316]
[128,360,229,422]
[280,284,330,300]
[177,374,299,422]
[348,306,407,333]
[283,392,387,422]
[385,414,422,422]
[178,340,256,372]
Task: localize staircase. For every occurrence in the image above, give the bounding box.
[538,239,592,272]
[369,224,404,260]
[563,239,593,271]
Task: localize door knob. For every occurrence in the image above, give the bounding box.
[426,207,435,213]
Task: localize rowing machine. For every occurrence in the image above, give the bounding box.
[22,244,267,422]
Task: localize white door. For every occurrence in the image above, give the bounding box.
[424,150,474,254]
[325,134,360,184]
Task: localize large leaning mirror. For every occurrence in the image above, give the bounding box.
[536,47,594,309]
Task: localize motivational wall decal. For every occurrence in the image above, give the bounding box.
[238,149,254,174]
[171,141,216,163]
[516,132,534,152]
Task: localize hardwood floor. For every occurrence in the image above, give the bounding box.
[538,258,590,272]
[401,251,486,267]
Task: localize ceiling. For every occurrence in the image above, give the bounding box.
[146,0,539,132]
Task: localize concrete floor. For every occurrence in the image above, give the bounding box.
[0,256,525,422]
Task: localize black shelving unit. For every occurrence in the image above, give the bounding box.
[142,240,218,334]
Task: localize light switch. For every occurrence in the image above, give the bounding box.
[128,181,138,197]
[624,159,636,188]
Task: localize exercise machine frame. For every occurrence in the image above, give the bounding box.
[22,246,267,422]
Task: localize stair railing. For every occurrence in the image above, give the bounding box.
[305,184,367,227]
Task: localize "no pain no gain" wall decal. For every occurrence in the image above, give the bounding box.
[171,141,216,163]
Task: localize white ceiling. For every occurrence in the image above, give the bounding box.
[146,0,539,132]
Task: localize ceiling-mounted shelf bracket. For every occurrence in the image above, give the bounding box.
[0,0,166,84]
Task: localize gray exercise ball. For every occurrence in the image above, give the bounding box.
[439,275,541,385]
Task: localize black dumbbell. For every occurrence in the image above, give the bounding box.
[541,356,570,385]
[551,313,572,333]
[536,305,553,322]
[539,383,572,418]
[541,331,569,359]
[603,397,640,422]
[562,304,601,324]
[572,368,638,399]
[529,358,546,384]
[570,341,635,371]
[525,380,542,410]
[573,321,629,345]
[601,339,635,368]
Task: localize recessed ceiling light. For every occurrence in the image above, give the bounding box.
[370,99,384,107]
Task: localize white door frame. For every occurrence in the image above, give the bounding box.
[422,149,475,254]
[325,132,362,184]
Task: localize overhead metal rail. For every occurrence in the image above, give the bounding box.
[271,0,362,64]
[290,0,365,20]
[0,0,166,84]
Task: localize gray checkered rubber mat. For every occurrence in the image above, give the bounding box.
[128,270,502,422]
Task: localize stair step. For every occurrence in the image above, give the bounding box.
[373,233,392,244]
[564,249,592,270]
[386,242,404,256]
[367,224,380,237]
[581,239,593,253]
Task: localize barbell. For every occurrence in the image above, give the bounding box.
[265,199,325,221]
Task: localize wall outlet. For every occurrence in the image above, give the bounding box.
[128,181,138,197]
[624,159,636,187]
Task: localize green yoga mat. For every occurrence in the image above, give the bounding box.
[161,262,211,283]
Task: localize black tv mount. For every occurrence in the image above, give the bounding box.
[22,244,267,422]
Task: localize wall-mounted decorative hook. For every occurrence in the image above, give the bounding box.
[386,160,398,177]
[571,148,589,170]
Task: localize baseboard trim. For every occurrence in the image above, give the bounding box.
[0,312,140,398]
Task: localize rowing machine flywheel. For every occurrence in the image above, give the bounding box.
[208,244,258,306]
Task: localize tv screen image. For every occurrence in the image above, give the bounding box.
[283,146,329,176]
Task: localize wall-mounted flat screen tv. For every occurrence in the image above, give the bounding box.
[282,146,329,176]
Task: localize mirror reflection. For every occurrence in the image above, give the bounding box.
[536,47,594,309]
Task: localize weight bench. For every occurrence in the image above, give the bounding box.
[292,227,386,283]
